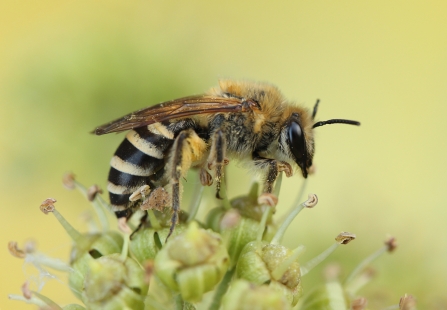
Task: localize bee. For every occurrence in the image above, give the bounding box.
[93,80,360,238]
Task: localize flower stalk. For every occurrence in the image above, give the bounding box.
[344,237,397,286]
[271,193,318,245]
[301,232,356,276]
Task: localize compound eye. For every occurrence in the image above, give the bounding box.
[287,121,307,166]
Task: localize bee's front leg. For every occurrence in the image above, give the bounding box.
[207,129,229,199]
[253,155,293,206]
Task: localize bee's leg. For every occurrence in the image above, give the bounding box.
[130,212,148,240]
[166,129,207,241]
[253,155,293,206]
[207,130,229,199]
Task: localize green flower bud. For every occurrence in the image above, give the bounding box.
[154,222,229,302]
[222,279,291,310]
[130,209,188,264]
[206,183,276,265]
[68,231,124,299]
[236,241,303,306]
[82,253,149,310]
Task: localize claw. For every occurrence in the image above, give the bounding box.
[258,193,278,207]
[208,158,230,170]
[200,168,213,186]
[215,190,223,200]
[118,217,132,234]
[207,161,214,170]
[278,162,293,178]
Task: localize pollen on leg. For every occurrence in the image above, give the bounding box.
[129,185,151,202]
[141,187,170,212]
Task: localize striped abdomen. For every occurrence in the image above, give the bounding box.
[107,124,175,218]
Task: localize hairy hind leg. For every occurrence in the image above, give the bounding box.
[166,129,207,241]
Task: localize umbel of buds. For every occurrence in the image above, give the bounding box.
[8,174,407,309]
[154,221,230,302]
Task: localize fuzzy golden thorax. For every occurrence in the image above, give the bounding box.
[209,79,315,176]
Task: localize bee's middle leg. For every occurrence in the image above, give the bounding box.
[207,130,229,199]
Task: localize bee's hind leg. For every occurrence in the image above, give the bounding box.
[166,129,207,241]
[129,212,148,239]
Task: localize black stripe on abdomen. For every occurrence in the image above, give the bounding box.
[134,126,173,152]
[108,167,151,189]
[109,192,132,206]
[114,139,164,174]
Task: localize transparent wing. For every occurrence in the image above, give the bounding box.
[92,95,244,135]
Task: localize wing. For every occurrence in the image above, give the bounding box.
[92,95,245,135]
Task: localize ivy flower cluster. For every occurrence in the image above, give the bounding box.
[8,173,413,310]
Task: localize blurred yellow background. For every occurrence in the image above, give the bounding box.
[1,1,446,309]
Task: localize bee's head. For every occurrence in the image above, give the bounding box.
[285,113,314,178]
[283,100,360,178]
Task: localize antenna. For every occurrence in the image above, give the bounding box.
[312,119,361,129]
[312,99,320,120]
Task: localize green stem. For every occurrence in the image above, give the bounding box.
[292,178,307,208]
[271,198,307,245]
[345,268,375,296]
[257,207,271,243]
[208,267,236,310]
[33,253,72,272]
[273,172,283,197]
[175,293,184,310]
[75,181,109,231]
[301,243,339,276]
[187,182,204,222]
[220,179,232,211]
[280,178,307,223]
[92,200,110,231]
[31,291,62,309]
[247,182,259,200]
[344,245,388,285]
[120,233,130,261]
[52,209,82,242]
[148,210,162,230]
[97,194,113,216]
[8,295,47,308]
[253,173,284,246]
